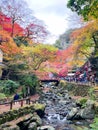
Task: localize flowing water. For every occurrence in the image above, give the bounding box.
[40,83,92,130]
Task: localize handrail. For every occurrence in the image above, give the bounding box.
[66,81,97,86]
[0,97,31,110]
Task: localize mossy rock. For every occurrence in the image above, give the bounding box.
[76,98,88,108]
[0,118,5,124]
[0,117,6,124]
[58,80,67,87]
[7,114,15,121]
[5,114,13,121]
[0,103,44,125]
[30,112,42,126]
[33,103,45,111]
[33,103,45,118]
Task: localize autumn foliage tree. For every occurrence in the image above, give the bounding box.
[67,0,98,76]
[67,0,98,59]
[0,0,33,37]
[1,12,24,36]
[0,30,20,61]
[20,44,58,73]
[24,22,49,43]
[0,0,49,43]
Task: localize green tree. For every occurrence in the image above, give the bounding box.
[20,74,39,96]
[67,0,98,20]
[2,80,19,95]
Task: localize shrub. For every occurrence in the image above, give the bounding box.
[88,88,96,100]
[77,98,88,108]
[0,93,6,99]
[64,82,75,91]
[90,117,98,130]
[2,80,20,95]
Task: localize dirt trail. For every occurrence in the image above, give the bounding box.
[0,87,50,114]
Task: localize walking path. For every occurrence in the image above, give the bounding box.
[0,87,50,114]
[0,94,39,114]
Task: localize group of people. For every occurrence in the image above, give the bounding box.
[65,70,97,85]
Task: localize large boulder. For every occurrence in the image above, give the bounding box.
[67,100,95,120]
[66,108,78,120]
[30,112,42,126]
[78,108,95,119]
[33,103,46,118]
[76,100,95,119]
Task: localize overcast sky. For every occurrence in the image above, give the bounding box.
[24,0,81,44]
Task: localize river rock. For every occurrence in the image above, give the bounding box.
[28,122,37,130]
[77,107,95,119]
[37,125,55,130]
[86,100,94,108]
[30,113,42,126]
[59,100,68,105]
[66,108,78,120]
[76,100,95,119]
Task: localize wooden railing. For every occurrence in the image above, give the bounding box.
[66,81,97,87]
[0,97,31,110]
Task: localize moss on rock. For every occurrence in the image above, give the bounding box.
[0,103,45,125]
[58,80,67,87]
[33,103,45,118]
[76,98,88,108]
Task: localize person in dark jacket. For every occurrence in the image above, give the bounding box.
[13,93,19,104]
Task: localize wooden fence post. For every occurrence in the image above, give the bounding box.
[28,98,30,105]
[26,97,30,105]
[10,101,13,110]
[21,100,23,107]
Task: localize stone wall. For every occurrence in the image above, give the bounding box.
[0,103,45,125]
[59,80,91,97]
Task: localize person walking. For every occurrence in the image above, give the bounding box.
[13,93,19,104]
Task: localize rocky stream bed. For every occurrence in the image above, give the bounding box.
[38,82,95,130]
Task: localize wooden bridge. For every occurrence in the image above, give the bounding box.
[40,79,60,86]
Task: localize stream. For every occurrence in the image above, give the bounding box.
[39,82,93,130]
